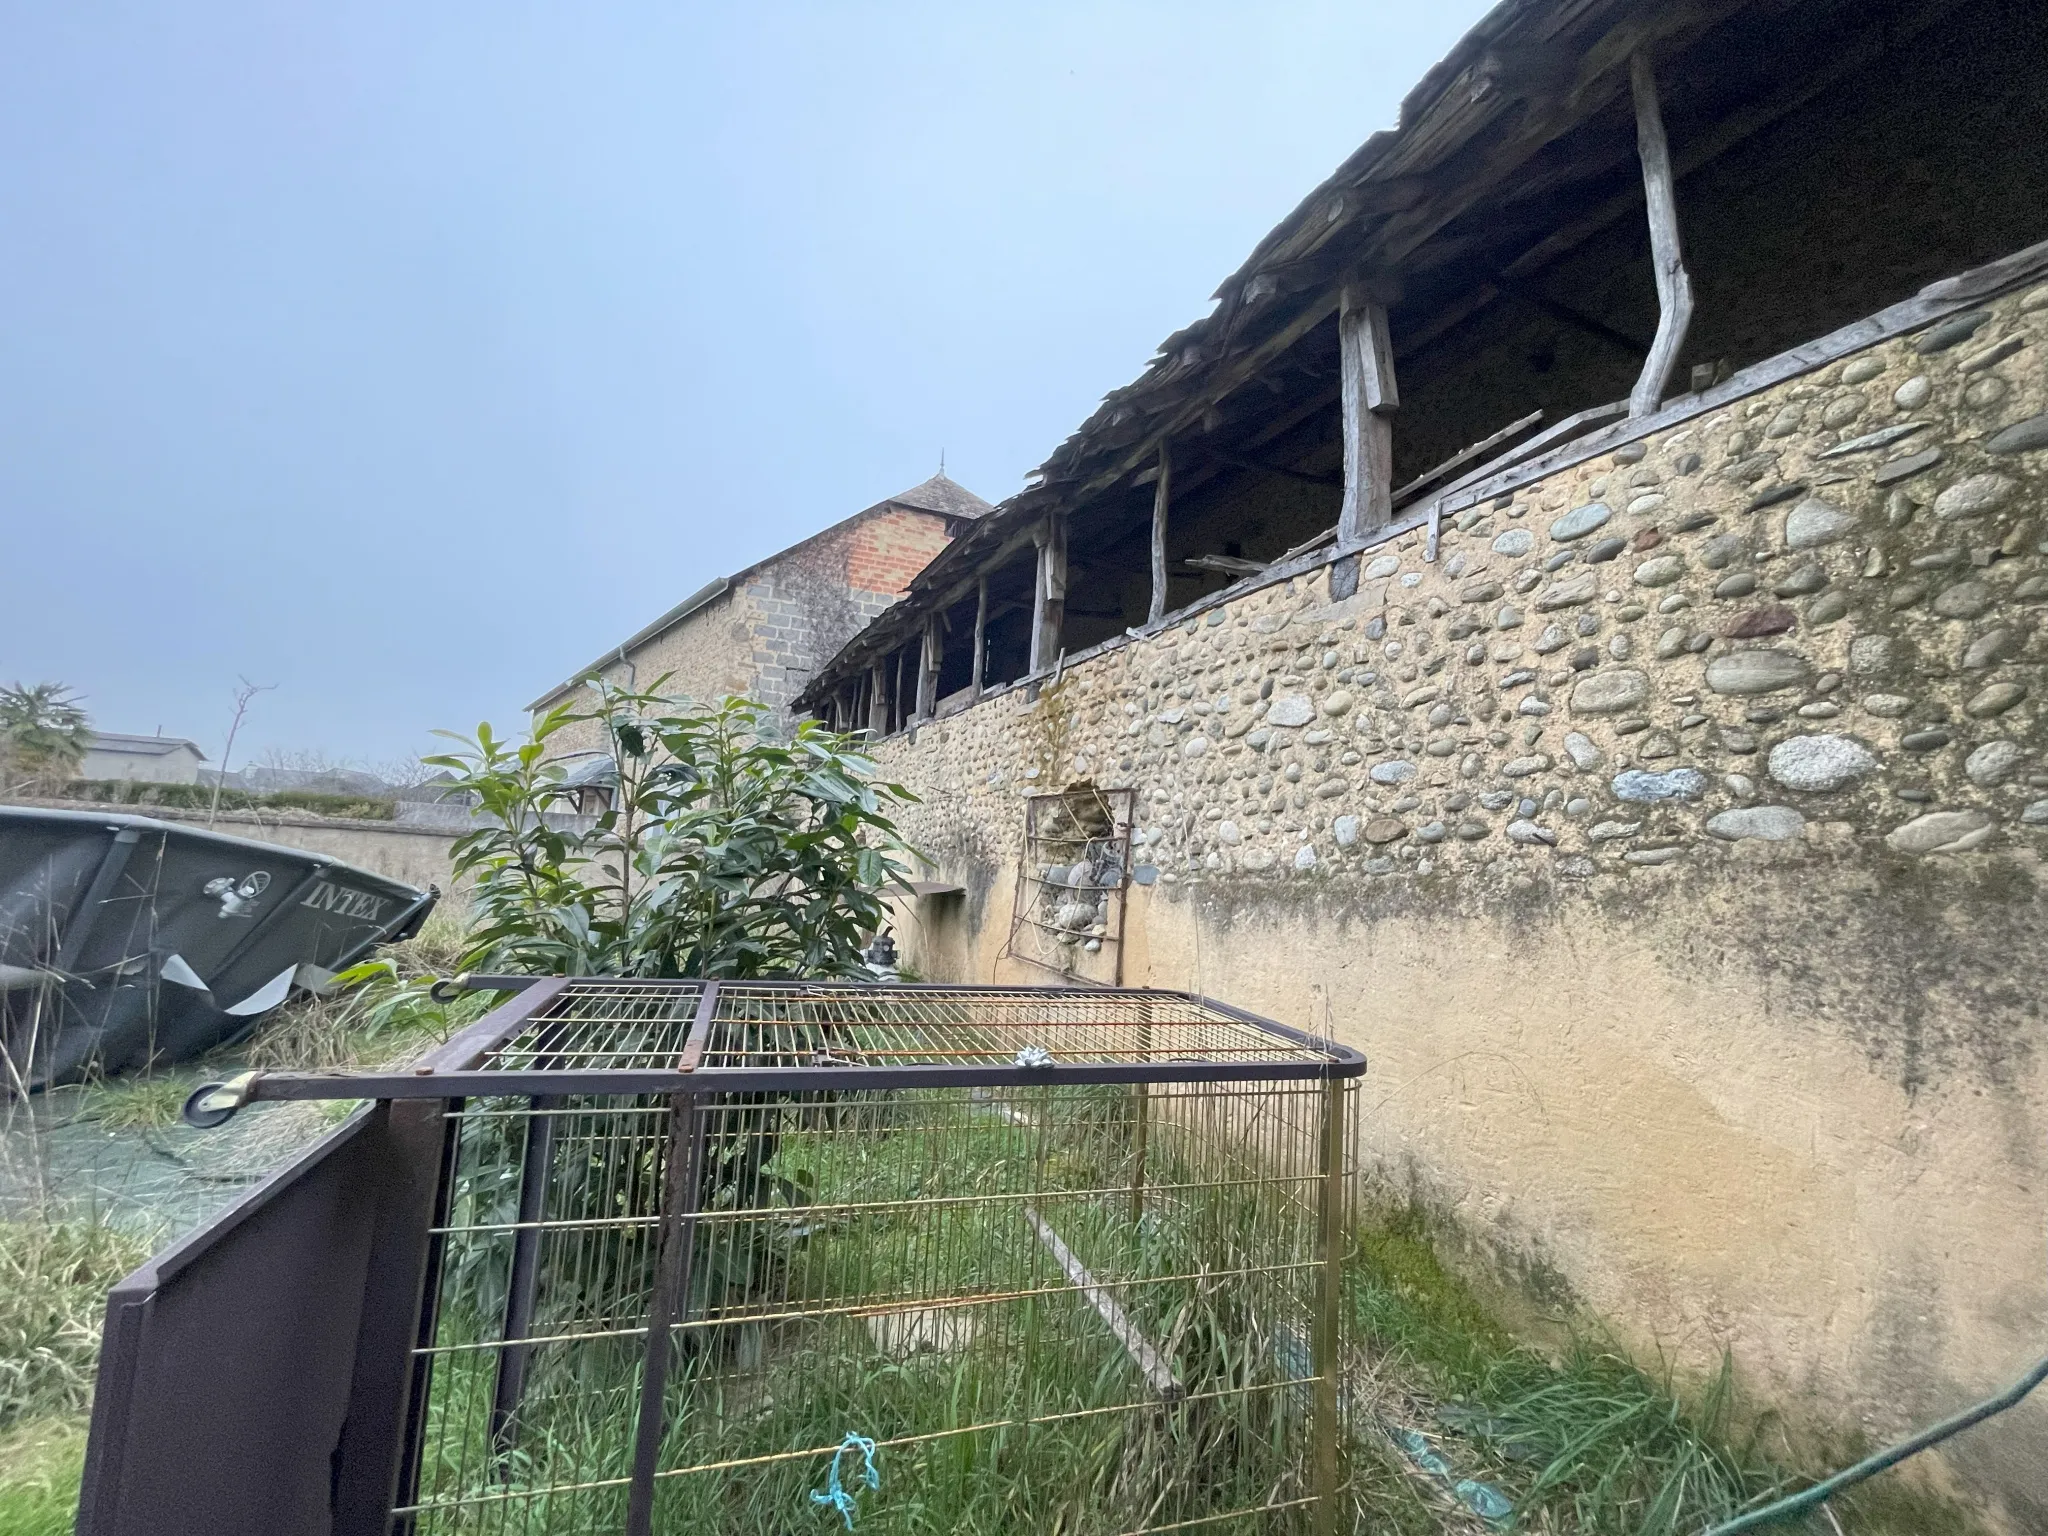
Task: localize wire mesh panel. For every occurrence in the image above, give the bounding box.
[232,981,1359,1535]
[1002,787,1137,984]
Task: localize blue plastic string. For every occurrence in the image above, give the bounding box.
[810,1432,880,1529]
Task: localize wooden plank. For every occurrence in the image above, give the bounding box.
[1627,52,1694,418]
[1184,554,1268,578]
[1392,408,1543,506]
[1337,285,1397,547]
[916,615,941,720]
[1427,400,1627,505]
[969,577,987,695]
[1030,515,1067,675]
[867,661,887,736]
[1025,1206,1182,1401]
[1147,442,1171,627]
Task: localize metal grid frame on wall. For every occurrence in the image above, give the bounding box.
[1000,785,1138,987]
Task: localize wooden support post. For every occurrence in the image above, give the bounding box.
[916,615,941,720]
[1030,515,1066,675]
[1337,283,1397,547]
[866,660,887,737]
[891,647,906,733]
[970,577,988,695]
[1629,52,1694,419]
[1147,441,1171,626]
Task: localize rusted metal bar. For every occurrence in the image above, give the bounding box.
[1311,1073,1347,1535]
[623,1090,707,1536]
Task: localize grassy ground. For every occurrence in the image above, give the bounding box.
[0,924,1989,1533]
[0,1183,1986,1535]
[0,1417,89,1536]
[0,904,479,1532]
[0,1212,152,1535]
[1342,1205,1985,1536]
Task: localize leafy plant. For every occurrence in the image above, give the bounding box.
[0,683,90,794]
[427,683,921,980]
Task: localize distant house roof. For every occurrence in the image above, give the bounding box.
[528,472,990,712]
[84,732,208,760]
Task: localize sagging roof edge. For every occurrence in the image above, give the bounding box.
[796,236,2048,719]
[792,0,1738,709]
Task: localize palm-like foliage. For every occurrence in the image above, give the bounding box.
[426,682,920,979]
[0,682,90,792]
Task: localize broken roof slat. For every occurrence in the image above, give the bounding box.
[796,0,1799,711]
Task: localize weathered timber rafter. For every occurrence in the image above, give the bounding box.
[1627,51,1693,416]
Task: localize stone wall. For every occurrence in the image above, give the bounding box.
[869,280,2048,1527]
[543,506,955,752]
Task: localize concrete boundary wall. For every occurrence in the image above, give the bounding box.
[20,799,462,895]
[871,279,2048,1527]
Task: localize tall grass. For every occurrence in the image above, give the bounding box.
[1349,1207,1812,1536]
[406,1088,1359,1535]
[73,1074,190,1132]
[0,1215,150,1432]
[245,898,481,1073]
[0,1419,89,1536]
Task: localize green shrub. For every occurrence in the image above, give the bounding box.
[58,780,395,820]
[431,684,919,978]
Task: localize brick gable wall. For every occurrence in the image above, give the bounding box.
[540,505,963,747]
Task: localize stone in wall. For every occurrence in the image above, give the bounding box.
[870,278,2048,896]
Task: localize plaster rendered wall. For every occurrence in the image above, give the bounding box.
[871,282,2048,1527]
[77,747,206,785]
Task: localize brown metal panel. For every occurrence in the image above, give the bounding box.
[76,1110,389,1536]
[416,974,571,1072]
[330,1099,460,1536]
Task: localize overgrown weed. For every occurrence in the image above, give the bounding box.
[243,897,480,1073]
[0,1417,88,1536]
[73,1074,189,1132]
[1349,1204,1793,1535]
[0,1215,151,1432]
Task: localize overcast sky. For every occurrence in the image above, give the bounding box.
[1,2,1492,768]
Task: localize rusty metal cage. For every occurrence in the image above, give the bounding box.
[92,979,1362,1536]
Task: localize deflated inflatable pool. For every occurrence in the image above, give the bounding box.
[0,805,436,1088]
